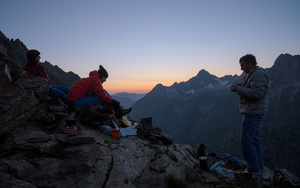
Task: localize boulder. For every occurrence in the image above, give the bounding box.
[0,76,38,129]
[16,76,49,95]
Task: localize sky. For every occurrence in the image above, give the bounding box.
[1,0,300,94]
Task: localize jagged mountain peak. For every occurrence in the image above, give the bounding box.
[265,53,300,87]
[188,69,218,83]
[196,69,210,76]
[195,69,216,79]
[152,83,165,91]
[272,53,300,70]
[147,68,237,100]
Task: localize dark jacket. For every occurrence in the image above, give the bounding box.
[23,62,49,80]
[237,67,270,115]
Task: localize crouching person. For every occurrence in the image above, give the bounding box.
[67,65,131,116]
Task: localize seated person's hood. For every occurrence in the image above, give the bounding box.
[89,70,99,77]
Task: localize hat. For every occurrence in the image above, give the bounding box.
[26,49,40,62]
[98,65,108,78]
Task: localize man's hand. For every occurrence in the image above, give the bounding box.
[231,83,238,92]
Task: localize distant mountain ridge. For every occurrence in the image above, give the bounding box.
[112,92,146,109]
[131,53,300,178]
[0,31,80,87]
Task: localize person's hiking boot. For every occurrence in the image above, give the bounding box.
[122,108,132,116]
[116,108,132,118]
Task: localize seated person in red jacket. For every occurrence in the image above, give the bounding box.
[23,49,70,105]
[68,65,131,116]
[23,49,49,79]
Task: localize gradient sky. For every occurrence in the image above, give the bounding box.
[1,0,300,94]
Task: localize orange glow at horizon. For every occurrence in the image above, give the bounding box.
[108,89,151,94]
[103,76,180,94]
[104,82,156,94]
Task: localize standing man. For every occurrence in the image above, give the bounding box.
[231,54,270,173]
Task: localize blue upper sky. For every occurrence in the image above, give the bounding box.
[1,0,299,93]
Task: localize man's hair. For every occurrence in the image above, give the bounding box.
[239,54,257,66]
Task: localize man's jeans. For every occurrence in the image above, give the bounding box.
[241,113,265,173]
[73,90,112,108]
[50,85,70,105]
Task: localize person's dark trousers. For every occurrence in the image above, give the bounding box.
[72,90,112,108]
[241,113,265,173]
[50,85,70,105]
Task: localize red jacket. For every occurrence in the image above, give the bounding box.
[68,70,113,104]
[23,63,49,80]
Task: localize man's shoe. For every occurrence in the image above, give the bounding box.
[121,108,132,116]
[116,108,132,118]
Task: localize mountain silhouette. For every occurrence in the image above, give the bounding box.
[131,53,300,178]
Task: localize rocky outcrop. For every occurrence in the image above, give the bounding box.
[0,45,203,188]
[0,58,41,130]
[0,61,201,187]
